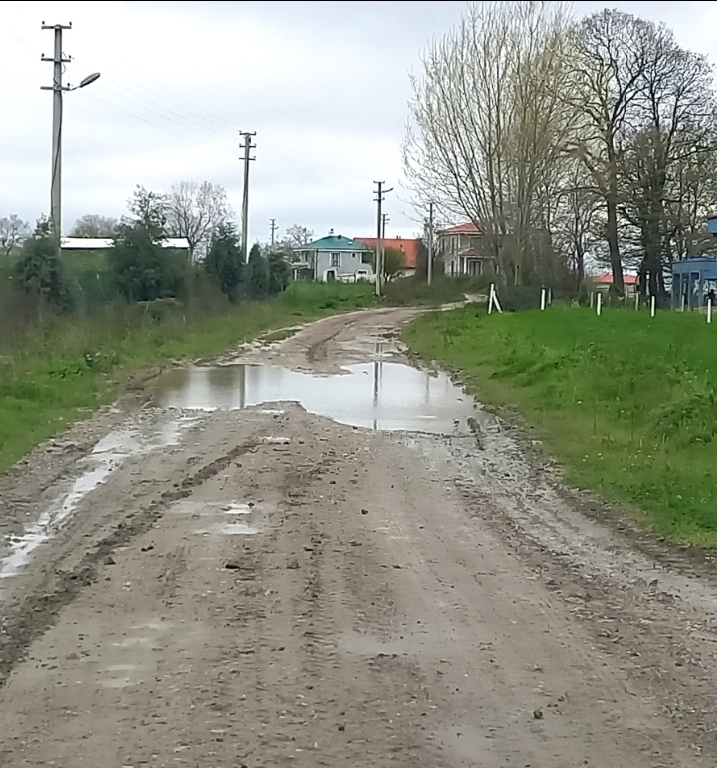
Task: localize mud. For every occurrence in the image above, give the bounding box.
[0,307,716,766]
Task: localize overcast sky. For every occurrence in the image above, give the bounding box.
[1,1,716,245]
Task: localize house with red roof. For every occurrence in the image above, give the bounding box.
[589,273,638,297]
[437,222,487,277]
[354,236,422,275]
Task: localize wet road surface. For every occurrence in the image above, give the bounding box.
[0,307,716,766]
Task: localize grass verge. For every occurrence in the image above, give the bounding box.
[0,282,377,475]
[403,304,717,547]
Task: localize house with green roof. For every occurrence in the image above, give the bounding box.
[293,230,374,282]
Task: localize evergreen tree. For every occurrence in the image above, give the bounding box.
[15,217,71,308]
[246,243,269,299]
[205,223,243,297]
[110,186,184,302]
[268,251,290,294]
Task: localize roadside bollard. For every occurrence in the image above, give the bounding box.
[596,292,602,316]
[540,288,546,311]
[650,295,656,317]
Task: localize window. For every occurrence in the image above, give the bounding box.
[331,252,341,267]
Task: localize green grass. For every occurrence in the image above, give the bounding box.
[0,281,377,475]
[403,304,717,547]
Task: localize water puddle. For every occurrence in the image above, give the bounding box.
[0,415,200,580]
[154,362,479,434]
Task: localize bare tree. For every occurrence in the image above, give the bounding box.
[284,224,314,247]
[620,28,716,297]
[0,215,31,257]
[563,10,656,295]
[404,1,574,286]
[166,181,231,260]
[70,214,118,238]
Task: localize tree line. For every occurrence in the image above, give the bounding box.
[6,185,293,309]
[404,1,717,298]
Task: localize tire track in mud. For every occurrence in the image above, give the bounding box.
[0,439,260,688]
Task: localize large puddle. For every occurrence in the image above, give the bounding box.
[0,415,198,580]
[154,362,478,434]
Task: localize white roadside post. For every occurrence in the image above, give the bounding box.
[650,295,656,317]
[635,293,639,311]
[488,283,494,314]
[540,288,546,311]
[596,292,602,316]
[589,292,594,309]
[708,297,713,324]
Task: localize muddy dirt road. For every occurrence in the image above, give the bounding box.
[2,307,717,766]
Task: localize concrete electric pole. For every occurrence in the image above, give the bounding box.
[239,131,256,262]
[427,201,434,286]
[373,181,393,297]
[41,23,71,237]
[41,22,100,237]
[270,218,278,248]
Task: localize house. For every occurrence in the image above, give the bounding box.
[60,237,191,253]
[437,223,486,277]
[294,231,374,282]
[354,236,422,276]
[589,273,638,298]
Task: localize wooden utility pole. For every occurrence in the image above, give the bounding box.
[373,181,392,296]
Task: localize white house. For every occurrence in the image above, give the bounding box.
[294,232,374,282]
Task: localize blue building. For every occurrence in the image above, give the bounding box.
[672,257,717,309]
[670,216,717,309]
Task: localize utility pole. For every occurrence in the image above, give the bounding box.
[239,131,256,263]
[427,201,434,286]
[373,181,393,296]
[270,218,278,248]
[41,22,72,236]
[381,212,389,284]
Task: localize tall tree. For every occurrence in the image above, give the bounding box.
[206,223,243,297]
[110,187,183,302]
[564,10,653,295]
[246,243,269,299]
[166,181,230,261]
[404,1,573,286]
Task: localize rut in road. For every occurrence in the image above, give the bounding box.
[0,307,716,767]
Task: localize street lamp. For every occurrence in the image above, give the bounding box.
[41,23,100,237]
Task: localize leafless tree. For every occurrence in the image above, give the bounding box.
[70,214,118,238]
[404,1,574,286]
[563,9,658,296]
[0,215,30,257]
[284,225,314,247]
[166,181,231,260]
[620,28,716,296]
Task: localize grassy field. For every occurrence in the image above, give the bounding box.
[403,304,717,546]
[0,281,377,475]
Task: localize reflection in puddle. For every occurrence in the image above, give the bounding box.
[154,362,479,434]
[0,416,200,580]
